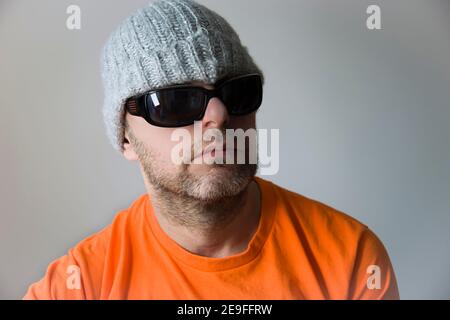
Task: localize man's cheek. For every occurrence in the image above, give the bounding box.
[164,143,185,166]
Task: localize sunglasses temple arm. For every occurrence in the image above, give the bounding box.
[126,96,147,118]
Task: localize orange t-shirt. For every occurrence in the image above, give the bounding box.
[23,177,399,300]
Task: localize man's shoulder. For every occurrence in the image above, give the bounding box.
[261,178,366,228]
[260,176,382,262]
[262,178,399,300]
[74,193,149,253]
[23,194,149,300]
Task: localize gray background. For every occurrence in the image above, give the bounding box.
[1,0,449,299]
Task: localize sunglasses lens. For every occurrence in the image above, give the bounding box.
[145,88,206,127]
[141,75,263,127]
[220,75,263,116]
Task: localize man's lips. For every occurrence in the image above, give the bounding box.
[193,144,240,159]
[203,144,226,156]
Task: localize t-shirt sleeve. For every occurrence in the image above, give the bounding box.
[348,227,400,300]
[23,231,107,300]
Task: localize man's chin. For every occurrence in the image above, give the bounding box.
[184,165,255,202]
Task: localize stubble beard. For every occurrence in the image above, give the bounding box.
[127,129,258,229]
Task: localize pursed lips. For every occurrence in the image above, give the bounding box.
[193,144,240,159]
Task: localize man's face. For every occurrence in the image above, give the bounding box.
[123,81,258,202]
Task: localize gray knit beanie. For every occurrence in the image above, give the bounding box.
[101,0,265,153]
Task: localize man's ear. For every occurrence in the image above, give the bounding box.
[122,130,139,161]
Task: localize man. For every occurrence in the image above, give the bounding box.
[24,0,399,299]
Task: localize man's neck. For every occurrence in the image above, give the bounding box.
[146,179,261,258]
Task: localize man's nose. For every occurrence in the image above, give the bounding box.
[201,97,230,129]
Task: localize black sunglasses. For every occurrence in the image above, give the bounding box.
[125,74,263,128]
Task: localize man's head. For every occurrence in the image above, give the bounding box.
[122,79,258,202]
[101,0,264,202]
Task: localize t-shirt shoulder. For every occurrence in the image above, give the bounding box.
[22,195,147,300]
[23,222,112,299]
[266,180,399,299]
[269,180,369,235]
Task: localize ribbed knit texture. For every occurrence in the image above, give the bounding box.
[101,0,264,152]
